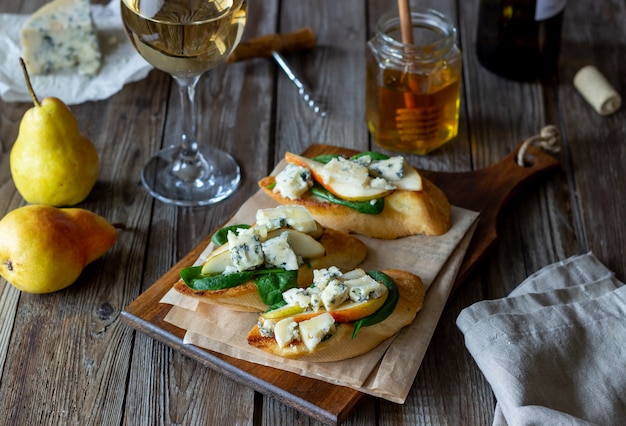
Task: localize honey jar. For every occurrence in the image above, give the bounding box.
[366,8,462,155]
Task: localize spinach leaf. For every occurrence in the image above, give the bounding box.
[312,151,389,164]
[350,151,389,161]
[311,153,340,164]
[254,269,298,306]
[211,224,251,246]
[352,271,399,338]
[180,266,254,291]
[310,184,384,215]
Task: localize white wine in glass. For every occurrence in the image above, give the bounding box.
[121,0,247,206]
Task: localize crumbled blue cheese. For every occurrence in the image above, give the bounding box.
[255,205,318,235]
[312,266,342,291]
[320,157,370,187]
[282,287,312,308]
[320,279,349,311]
[258,318,276,337]
[264,313,334,351]
[262,268,390,351]
[368,156,405,182]
[370,177,395,190]
[290,267,386,310]
[309,289,324,312]
[261,232,300,270]
[20,0,102,76]
[352,155,373,167]
[343,272,386,303]
[274,163,313,200]
[274,317,300,348]
[227,229,264,272]
[298,313,336,351]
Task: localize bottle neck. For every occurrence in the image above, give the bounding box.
[535,0,567,21]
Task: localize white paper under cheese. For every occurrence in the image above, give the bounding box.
[20,0,101,76]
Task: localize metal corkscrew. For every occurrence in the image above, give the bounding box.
[271,51,327,118]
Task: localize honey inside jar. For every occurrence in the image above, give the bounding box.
[366,9,462,155]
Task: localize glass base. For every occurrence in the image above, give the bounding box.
[141,145,241,206]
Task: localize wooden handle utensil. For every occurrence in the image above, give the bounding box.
[226,27,317,63]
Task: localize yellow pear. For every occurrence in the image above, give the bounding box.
[0,205,118,294]
[10,59,99,207]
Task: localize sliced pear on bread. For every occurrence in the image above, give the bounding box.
[285,152,393,202]
[393,161,423,191]
[201,243,232,275]
[248,269,426,361]
[265,229,326,259]
[261,287,388,323]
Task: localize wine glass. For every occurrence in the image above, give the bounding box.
[121,0,247,206]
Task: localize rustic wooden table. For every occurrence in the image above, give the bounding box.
[1,0,624,424]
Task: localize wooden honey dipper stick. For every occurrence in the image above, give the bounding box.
[226,27,317,63]
[397,0,416,108]
[395,0,443,144]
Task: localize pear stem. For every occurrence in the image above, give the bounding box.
[19,57,40,107]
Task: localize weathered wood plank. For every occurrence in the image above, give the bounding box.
[0,0,624,424]
[124,1,279,424]
[557,0,626,278]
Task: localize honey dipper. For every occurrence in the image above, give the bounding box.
[396,0,441,143]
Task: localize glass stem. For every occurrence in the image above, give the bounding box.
[171,75,206,181]
[177,75,201,156]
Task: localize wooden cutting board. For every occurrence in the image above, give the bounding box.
[121,143,559,425]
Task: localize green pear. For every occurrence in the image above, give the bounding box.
[0,205,118,294]
[10,58,99,207]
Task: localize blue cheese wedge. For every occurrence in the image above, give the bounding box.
[20,0,102,76]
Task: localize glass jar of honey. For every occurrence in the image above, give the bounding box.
[366,9,462,155]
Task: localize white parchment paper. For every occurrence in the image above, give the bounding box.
[160,178,480,403]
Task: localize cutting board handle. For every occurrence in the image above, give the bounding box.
[420,143,561,294]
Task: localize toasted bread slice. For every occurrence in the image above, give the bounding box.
[173,228,368,312]
[259,175,451,239]
[247,269,425,361]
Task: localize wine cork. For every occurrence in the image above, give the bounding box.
[573,65,621,116]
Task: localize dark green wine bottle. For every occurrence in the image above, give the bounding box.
[476,0,566,80]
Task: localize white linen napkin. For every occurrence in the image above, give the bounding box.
[457,252,626,426]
